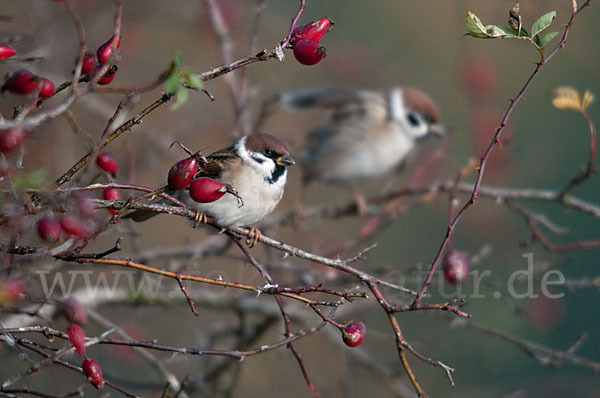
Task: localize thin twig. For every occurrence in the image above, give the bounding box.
[412,1,592,307]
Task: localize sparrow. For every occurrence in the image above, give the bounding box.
[128,133,294,243]
[273,86,443,184]
[260,86,443,213]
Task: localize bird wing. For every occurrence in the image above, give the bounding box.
[277,87,367,110]
[198,146,239,179]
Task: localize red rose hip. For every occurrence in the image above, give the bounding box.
[60,214,92,239]
[38,78,55,99]
[168,156,199,190]
[293,40,327,66]
[0,44,16,59]
[342,321,366,347]
[97,68,117,85]
[97,36,121,64]
[37,216,61,243]
[290,17,333,45]
[103,188,121,215]
[189,177,226,203]
[0,127,26,153]
[82,358,104,390]
[96,151,118,176]
[81,51,96,75]
[443,249,469,284]
[67,323,86,356]
[2,69,39,94]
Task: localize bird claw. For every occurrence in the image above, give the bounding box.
[193,211,208,228]
[246,227,262,248]
[224,184,244,208]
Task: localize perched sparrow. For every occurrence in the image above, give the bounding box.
[191,133,294,228]
[129,133,294,234]
[266,86,443,184]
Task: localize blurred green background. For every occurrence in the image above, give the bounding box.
[1,0,599,397]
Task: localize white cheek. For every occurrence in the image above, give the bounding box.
[388,88,405,122]
[235,138,275,176]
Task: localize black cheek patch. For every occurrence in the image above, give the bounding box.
[251,155,264,164]
[266,164,285,184]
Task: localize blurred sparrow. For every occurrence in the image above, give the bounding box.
[261,86,442,213]
[129,133,294,244]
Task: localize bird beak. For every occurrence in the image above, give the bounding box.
[429,123,445,137]
[276,154,295,166]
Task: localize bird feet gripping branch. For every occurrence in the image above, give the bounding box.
[246,227,262,248]
[193,211,208,228]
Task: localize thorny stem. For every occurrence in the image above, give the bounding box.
[53,93,172,187]
[412,0,592,308]
[228,233,319,397]
[59,256,354,307]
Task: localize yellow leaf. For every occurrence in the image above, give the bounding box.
[582,90,595,111]
[552,86,581,111]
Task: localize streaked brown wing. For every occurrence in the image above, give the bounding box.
[199,146,239,178]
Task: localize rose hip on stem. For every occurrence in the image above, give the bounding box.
[293,40,327,66]
[67,323,86,356]
[2,69,39,94]
[168,156,199,190]
[0,126,27,154]
[103,188,121,215]
[443,249,469,284]
[189,177,227,203]
[96,35,121,64]
[82,358,104,390]
[38,78,55,99]
[60,213,92,239]
[37,216,61,243]
[96,151,118,176]
[81,51,96,75]
[0,44,16,59]
[290,17,333,45]
[342,321,366,347]
[97,67,117,85]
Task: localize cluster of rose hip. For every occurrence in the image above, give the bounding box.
[35,151,121,244]
[62,297,105,390]
[0,278,105,389]
[0,36,120,155]
[289,17,333,66]
[167,147,238,204]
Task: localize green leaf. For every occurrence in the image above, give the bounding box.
[171,86,188,110]
[185,73,203,91]
[491,25,516,37]
[162,54,203,109]
[466,12,514,39]
[466,11,488,38]
[172,53,183,68]
[539,31,559,48]
[164,73,181,96]
[530,11,556,38]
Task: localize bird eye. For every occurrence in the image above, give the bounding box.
[264,149,274,157]
[406,112,421,127]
